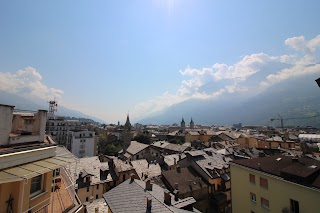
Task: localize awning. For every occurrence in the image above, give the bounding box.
[0,146,76,183]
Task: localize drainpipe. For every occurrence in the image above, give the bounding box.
[20,176,28,213]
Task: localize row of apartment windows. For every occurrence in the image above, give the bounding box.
[250,192,269,209]
[249,174,268,188]
[250,193,299,213]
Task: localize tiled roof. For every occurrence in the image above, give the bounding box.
[164,154,186,167]
[103,179,193,213]
[83,198,108,213]
[162,167,208,195]
[68,156,113,186]
[187,132,200,136]
[153,141,170,148]
[130,159,161,179]
[165,144,189,153]
[187,151,232,179]
[233,155,320,189]
[113,158,135,173]
[126,141,149,155]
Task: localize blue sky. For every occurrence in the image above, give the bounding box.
[1,0,320,123]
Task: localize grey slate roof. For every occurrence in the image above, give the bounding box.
[103,179,193,213]
[130,159,161,179]
[67,156,113,186]
[83,198,108,213]
[187,150,232,179]
[126,141,149,155]
[164,154,186,167]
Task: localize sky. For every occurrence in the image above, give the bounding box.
[1,0,320,123]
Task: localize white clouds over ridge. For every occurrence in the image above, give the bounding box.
[0,67,64,101]
[134,34,320,119]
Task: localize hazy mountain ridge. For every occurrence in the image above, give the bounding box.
[139,73,320,127]
[0,90,107,124]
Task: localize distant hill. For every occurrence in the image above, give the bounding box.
[139,73,320,127]
[0,90,107,124]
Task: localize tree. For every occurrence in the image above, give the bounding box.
[133,134,150,144]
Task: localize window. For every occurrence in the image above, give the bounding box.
[290,199,299,213]
[97,184,99,190]
[96,194,98,199]
[260,177,268,189]
[123,174,126,182]
[87,186,89,192]
[249,174,255,183]
[261,197,269,209]
[86,176,90,183]
[30,175,43,196]
[250,192,256,203]
[86,197,89,202]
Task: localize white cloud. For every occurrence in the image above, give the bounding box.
[134,34,320,119]
[0,67,64,101]
[285,35,320,52]
[261,34,320,87]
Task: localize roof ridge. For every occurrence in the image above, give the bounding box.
[134,179,175,212]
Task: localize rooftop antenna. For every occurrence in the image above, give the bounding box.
[48,98,58,119]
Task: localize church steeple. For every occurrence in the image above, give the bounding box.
[181,117,185,130]
[124,114,131,131]
[190,117,194,129]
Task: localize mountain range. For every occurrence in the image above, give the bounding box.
[139,72,320,127]
[0,90,107,124]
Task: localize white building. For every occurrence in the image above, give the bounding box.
[46,118,83,145]
[67,130,97,158]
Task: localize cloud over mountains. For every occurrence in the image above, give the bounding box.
[0,67,64,102]
[133,34,320,120]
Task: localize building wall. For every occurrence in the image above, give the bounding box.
[231,163,320,213]
[70,131,96,158]
[185,133,200,143]
[236,137,258,148]
[77,183,105,203]
[0,171,53,213]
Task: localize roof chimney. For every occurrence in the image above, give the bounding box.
[164,189,171,205]
[147,198,152,212]
[174,189,179,201]
[89,196,94,203]
[174,158,177,165]
[176,165,181,173]
[146,179,153,191]
[0,104,14,145]
[130,173,135,182]
[174,183,179,190]
[95,207,99,213]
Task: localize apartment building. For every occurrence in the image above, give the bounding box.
[0,104,81,213]
[67,156,115,206]
[178,150,232,212]
[231,155,320,213]
[66,130,97,158]
[46,117,83,145]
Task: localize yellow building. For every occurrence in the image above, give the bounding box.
[0,104,80,212]
[231,155,320,213]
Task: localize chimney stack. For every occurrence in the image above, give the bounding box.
[0,104,14,145]
[174,183,178,190]
[95,207,99,213]
[146,179,153,191]
[130,173,135,182]
[174,189,179,201]
[174,158,177,165]
[164,189,171,205]
[89,196,94,203]
[176,165,181,173]
[147,198,152,212]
